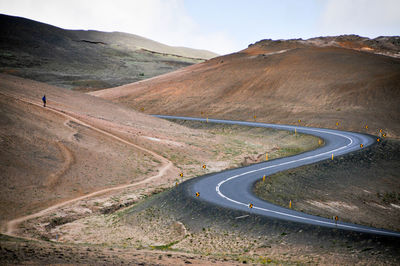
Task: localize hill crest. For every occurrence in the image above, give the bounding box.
[245,35,400,58]
[0,14,217,90]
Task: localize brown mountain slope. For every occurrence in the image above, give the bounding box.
[91,43,400,138]
[0,14,217,90]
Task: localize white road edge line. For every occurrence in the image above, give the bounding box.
[156,115,399,237]
[214,126,399,237]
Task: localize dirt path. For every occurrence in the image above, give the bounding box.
[45,141,74,188]
[1,92,174,236]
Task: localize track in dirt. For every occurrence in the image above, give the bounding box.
[1,93,174,237]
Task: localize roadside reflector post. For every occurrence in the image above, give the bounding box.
[336,121,339,126]
[318,139,322,145]
[249,203,253,209]
[334,216,338,225]
[289,200,292,209]
[175,182,179,186]
[365,125,368,129]
[377,138,380,142]
[180,172,184,182]
[195,192,200,197]
[360,144,364,148]
[265,153,268,161]
[262,175,266,182]
[202,164,206,169]
[254,115,257,120]
[298,119,301,123]
[331,154,334,160]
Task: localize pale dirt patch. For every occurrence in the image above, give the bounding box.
[306,200,359,212]
[54,208,186,247]
[204,161,230,173]
[142,136,184,147]
[368,202,389,210]
[391,203,400,209]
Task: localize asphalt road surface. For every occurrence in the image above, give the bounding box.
[155,115,400,238]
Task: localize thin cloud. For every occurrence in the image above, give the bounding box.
[320,0,400,37]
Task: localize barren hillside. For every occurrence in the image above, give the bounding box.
[1,73,318,233]
[0,14,217,90]
[92,36,400,138]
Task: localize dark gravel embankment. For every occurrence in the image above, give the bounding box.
[124,157,400,263]
[254,139,400,232]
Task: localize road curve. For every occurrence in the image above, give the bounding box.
[155,115,400,238]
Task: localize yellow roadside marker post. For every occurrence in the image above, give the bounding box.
[360,144,364,148]
[365,125,368,129]
[195,192,200,197]
[336,121,339,127]
[254,115,257,120]
[175,182,179,186]
[180,173,183,177]
[262,175,266,182]
[265,153,268,161]
[289,200,292,209]
[298,119,301,123]
[318,139,323,145]
[377,138,380,142]
[249,203,253,209]
[331,154,334,160]
[379,129,382,133]
[334,216,338,226]
[202,164,206,169]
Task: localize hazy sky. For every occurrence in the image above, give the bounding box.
[1,0,399,54]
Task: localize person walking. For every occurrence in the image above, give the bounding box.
[42,94,46,107]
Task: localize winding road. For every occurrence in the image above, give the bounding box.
[155,115,400,238]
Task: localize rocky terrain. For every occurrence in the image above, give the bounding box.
[247,35,400,58]
[254,139,400,232]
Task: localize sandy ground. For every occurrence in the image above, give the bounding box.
[0,73,324,264]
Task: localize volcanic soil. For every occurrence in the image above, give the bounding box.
[0,73,324,264]
[91,37,400,138]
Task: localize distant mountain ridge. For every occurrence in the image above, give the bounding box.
[246,35,400,58]
[0,14,217,90]
[71,30,217,60]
